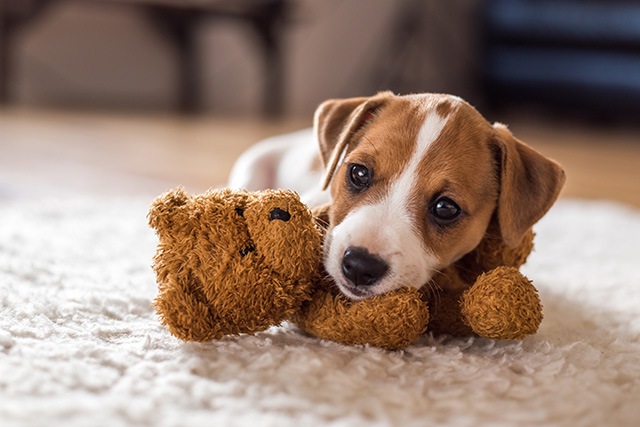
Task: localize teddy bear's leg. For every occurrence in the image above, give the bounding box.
[155,279,231,342]
[461,266,543,340]
[294,285,429,350]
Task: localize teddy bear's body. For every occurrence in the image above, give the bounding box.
[150,188,321,341]
[149,188,542,350]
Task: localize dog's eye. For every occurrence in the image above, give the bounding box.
[431,197,461,222]
[348,164,371,190]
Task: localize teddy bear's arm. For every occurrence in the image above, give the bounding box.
[426,264,542,340]
[460,266,543,340]
[294,283,430,350]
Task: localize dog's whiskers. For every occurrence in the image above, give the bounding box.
[315,218,330,231]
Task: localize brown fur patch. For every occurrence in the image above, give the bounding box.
[435,100,452,118]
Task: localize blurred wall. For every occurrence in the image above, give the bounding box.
[11,0,481,116]
[17,3,177,110]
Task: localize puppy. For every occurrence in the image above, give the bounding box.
[229,92,565,300]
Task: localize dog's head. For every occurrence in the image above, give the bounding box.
[316,92,565,300]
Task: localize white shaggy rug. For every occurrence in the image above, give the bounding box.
[1,196,639,427]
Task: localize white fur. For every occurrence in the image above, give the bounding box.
[228,128,330,207]
[325,112,449,299]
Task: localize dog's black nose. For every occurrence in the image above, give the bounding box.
[341,247,388,287]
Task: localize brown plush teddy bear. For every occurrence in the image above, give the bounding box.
[149,187,541,350]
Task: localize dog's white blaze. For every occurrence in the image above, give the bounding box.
[386,111,449,226]
[326,112,449,299]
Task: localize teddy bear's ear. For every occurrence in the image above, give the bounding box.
[148,187,192,233]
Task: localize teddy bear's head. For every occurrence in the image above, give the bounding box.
[149,188,323,341]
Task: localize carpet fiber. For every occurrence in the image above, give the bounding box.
[1,197,639,426]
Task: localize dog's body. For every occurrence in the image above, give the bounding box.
[229,128,330,208]
[229,92,565,300]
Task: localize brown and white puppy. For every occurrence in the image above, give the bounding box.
[228,92,565,300]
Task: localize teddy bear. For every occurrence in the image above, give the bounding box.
[149,187,542,350]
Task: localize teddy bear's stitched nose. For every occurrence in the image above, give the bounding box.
[342,247,388,287]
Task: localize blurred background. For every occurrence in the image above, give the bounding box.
[1,0,639,205]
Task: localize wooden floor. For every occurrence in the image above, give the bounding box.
[1,107,639,208]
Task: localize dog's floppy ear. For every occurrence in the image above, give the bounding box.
[314,91,393,190]
[492,123,566,247]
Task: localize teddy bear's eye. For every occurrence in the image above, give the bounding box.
[239,245,254,257]
[235,208,244,217]
[269,208,291,222]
